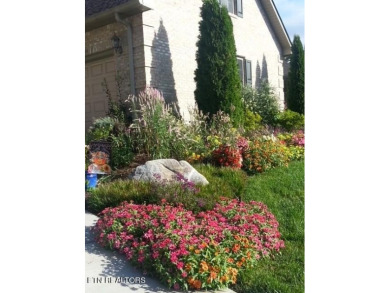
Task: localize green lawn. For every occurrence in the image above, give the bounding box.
[234,160,304,293]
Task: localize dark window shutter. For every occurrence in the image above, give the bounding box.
[237,0,243,17]
[237,58,244,85]
[246,60,252,86]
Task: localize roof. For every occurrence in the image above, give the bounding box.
[85,0,151,31]
[260,0,292,56]
[86,0,130,18]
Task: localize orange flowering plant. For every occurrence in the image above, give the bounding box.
[243,139,289,174]
[181,233,259,290]
[94,198,284,291]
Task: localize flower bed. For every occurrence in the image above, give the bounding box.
[212,144,242,169]
[94,198,284,291]
[243,139,289,174]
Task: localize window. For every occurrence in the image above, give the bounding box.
[219,0,243,17]
[237,57,252,86]
[245,59,252,86]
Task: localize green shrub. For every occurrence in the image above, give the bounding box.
[86,116,116,143]
[256,80,281,125]
[85,145,89,171]
[242,86,259,113]
[243,110,262,132]
[242,82,280,126]
[285,35,305,114]
[276,110,304,131]
[110,132,134,169]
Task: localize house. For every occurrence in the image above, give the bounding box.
[85,0,292,131]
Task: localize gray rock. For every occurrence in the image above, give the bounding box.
[129,159,209,185]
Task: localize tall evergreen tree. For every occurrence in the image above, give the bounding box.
[194,0,244,126]
[286,35,305,114]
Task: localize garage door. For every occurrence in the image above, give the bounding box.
[85,57,117,132]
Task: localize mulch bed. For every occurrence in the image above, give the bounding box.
[110,153,151,180]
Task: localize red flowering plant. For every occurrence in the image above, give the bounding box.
[94,198,284,291]
[212,144,242,169]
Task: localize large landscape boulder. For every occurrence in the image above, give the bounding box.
[129,159,209,185]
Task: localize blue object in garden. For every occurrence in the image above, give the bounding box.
[85,172,98,189]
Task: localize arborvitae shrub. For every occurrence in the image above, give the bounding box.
[286,35,305,114]
[194,0,244,126]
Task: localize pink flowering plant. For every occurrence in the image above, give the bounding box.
[291,130,305,147]
[277,130,305,148]
[94,198,284,290]
[236,137,249,154]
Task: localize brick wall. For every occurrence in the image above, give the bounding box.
[231,0,286,109]
[85,14,145,99]
[141,0,202,119]
[85,0,288,121]
[141,0,286,118]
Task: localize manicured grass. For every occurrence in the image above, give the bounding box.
[193,164,248,199]
[233,160,304,293]
[85,180,153,214]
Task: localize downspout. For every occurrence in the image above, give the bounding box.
[115,12,136,95]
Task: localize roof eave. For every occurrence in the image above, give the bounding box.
[260,0,292,56]
[85,0,152,31]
